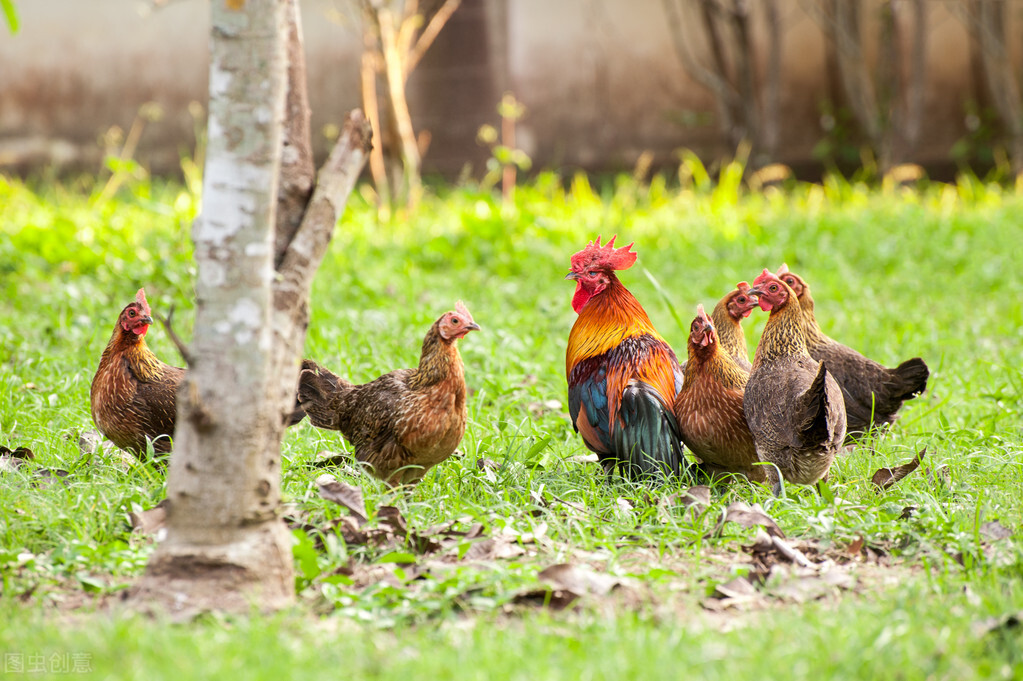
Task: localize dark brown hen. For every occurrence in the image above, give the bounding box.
[776,264,929,442]
[296,302,479,486]
[674,304,765,483]
[744,271,846,490]
[710,281,757,372]
[90,289,184,456]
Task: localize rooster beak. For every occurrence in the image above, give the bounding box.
[565,272,580,281]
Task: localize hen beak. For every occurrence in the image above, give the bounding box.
[141,315,154,325]
[565,272,580,281]
[466,322,481,332]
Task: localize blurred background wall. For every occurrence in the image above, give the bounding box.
[0,0,1015,180]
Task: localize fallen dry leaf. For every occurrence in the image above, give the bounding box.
[971,611,1023,638]
[714,576,758,600]
[767,566,854,603]
[846,535,865,557]
[711,501,785,538]
[566,453,600,465]
[537,563,624,597]
[681,485,711,509]
[462,536,526,561]
[748,529,815,568]
[129,499,168,535]
[32,468,70,488]
[316,474,368,525]
[871,448,926,491]
[375,505,408,536]
[78,430,104,455]
[703,576,762,611]
[0,446,36,475]
[1,446,35,461]
[980,520,1013,542]
[510,588,578,610]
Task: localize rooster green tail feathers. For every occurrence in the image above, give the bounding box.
[609,381,688,480]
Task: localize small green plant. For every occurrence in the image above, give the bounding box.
[1,0,18,34]
[476,93,531,205]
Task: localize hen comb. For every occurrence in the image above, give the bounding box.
[135,288,152,317]
[454,300,473,322]
[752,268,782,288]
[736,281,751,294]
[776,263,790,276]
[570,235,637,272]
[696,303,709,321]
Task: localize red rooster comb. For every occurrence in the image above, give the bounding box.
[570,235,637,273]
[752,268,782,288]
[135,288,152,317]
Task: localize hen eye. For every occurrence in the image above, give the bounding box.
[736,296,746,304]
[450,317,460,325]
[128,309,136,317]
[769,284,778,292]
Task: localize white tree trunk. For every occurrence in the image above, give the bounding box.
[131,0,372,616]
[134,0,293,614]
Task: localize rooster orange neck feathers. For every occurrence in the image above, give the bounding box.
[567,276,663,371]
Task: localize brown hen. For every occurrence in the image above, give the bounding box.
[674,305,765,483]
[776,264,929,442]
[744,271,846,490]
[90,289,184,456]
[296,302,479,486]
[710,282,757,372]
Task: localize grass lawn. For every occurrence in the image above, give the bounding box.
[1,170,1021,680]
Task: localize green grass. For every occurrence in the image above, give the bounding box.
[1,170,1022,679]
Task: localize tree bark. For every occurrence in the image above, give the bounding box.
[131,0,372,617]
[133,0,293,615]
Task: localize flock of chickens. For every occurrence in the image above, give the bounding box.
[90,236,928,492]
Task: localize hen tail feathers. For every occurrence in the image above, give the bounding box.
[891,357,929,401]
[296,359,354,431]
[796,362,833,448]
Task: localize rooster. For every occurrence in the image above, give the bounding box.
[674,305,765,484]
[776,264,929,442]
[90,289,184,456]
[565,236,686,480]
[295,302,479,486]
[745,270,846,490]
[710,282,757,372]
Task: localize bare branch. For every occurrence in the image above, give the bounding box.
[902,0,926,153]
[274,0,315,269]
[155,305,194,367]
[761,0,782,157]
[404,0,462,78]
[276,110,373,310]
[661,0,739,111]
